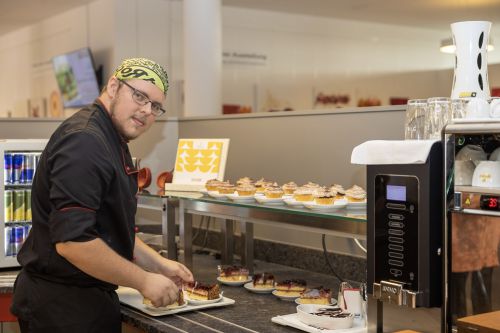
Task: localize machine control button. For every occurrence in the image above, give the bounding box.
[386,203,406,210]
[388,259,404,267]
[388,229,405,236]
[388,213,404,220]
[388,244,404,252]
[388,221,405,228]
[388,251,404,259]
[390,268,402,277]
[388,236,404,244]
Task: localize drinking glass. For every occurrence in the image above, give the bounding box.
[426,97,451,139]
[451,98,467,120]
[404,99,427,140]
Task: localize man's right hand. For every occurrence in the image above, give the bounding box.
[140,272,179,307]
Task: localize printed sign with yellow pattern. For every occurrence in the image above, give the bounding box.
[172,139,230,185]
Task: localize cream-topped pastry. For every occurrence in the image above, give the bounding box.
[294,187,315,202]
[282,181,298,195]
[299,287,332,305]
[217,182,236,194]
[264,183,284,198]
[274,279,307,297]
[303,182,321,189]
[236,184,256,196]
[252,273,275,288]
[206,179,224,191]
[255,178,272,192]
[345,185,366,202]
[236,177,254,186]
[314,189,337,205]
[330,184,346,199]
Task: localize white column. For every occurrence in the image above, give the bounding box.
[183,0,222,117]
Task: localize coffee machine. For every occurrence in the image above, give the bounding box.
[352,140,444,332]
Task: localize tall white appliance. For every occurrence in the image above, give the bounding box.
[1,139,47,268]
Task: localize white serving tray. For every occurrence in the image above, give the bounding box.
[117,287,235,317]
[271,313,366,333]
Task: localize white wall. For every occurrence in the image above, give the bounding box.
[3,1,500,118]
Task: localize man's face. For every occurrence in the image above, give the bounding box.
[109,79,165,140]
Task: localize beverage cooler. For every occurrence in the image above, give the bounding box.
[443,123,500,332]
[1,139,47,268]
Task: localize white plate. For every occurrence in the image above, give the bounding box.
[295,297,338,306]
[199,189,208,194]
[145,302,188,312]
[272,289,300,301]
[216,276,252,286]
[226,193,256,202]
[254,192,265,197]
[243,282,275,294]
[303,200,347,211]
[207,191,228,200]
[283,197,306,207]
[255,196,284,205]
[184,293,223,305]
[346,201,367,209]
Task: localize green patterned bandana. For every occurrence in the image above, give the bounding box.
[114,58,169,95]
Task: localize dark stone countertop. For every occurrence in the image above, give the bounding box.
[121,253,350,333]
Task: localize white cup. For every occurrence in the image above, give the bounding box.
[455,160,476,186]
[465,98,490,119]
[472,161,500,187]
[489,97,500,118]
[456,145,487,166]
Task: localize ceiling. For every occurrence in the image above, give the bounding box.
[1,0,500,36]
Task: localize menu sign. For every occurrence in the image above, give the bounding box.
[171,138,230,185]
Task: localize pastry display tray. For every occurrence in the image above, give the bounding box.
[271,313,366,333]
[117,287,235,317]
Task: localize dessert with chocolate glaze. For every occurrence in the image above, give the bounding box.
[183,281,220,300]
[299,286,332,305]
[218,265,250,282]
[252,273,275,288]
[274,279,307,297]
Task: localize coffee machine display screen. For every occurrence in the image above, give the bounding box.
[480,195,500,211]
[387,185,406,201]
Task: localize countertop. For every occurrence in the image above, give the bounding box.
[0,256,353,332]
[121,253,350,333]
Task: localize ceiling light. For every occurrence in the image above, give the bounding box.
[440,37,495,54]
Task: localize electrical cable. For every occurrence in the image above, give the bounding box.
[353,238,367,253]
[322,234,345,283]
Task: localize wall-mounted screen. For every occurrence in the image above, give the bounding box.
[52,48,100,108]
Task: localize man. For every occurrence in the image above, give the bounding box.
[11,58,193,333]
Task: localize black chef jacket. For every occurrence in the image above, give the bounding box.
[17,100,138,290]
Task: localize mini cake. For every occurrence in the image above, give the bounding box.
[264,183,284,198]
[236,184,256,196]
[314,189,337,205]
[255,178,272,193]
[143,290,185,309]
[217,182,236,194]
[303,182,321,189]
[274,279,307,297]
[184,281,220,300]
[299,287,332,305]
[330,184,346,200]
[293,187,315,202]
[218,265,250,281]
[236,177,254,186]
[205,179,224,191]
[345,185,366,202]
[282,181,298,195]
[252,273,275,288]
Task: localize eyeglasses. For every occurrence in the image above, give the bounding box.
[118,79,166,117]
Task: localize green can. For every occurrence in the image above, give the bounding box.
[4,190,13,222]
[13,190,25,221]
[25,189,32,221]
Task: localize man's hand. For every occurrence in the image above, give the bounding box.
[140,272,180,307]
[157,259,194,287]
